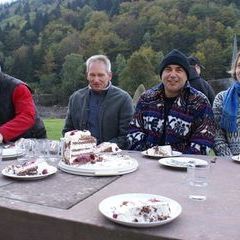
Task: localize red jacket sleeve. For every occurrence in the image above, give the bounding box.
[0,84,35,142]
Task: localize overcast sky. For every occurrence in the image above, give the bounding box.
[0,0,15,4]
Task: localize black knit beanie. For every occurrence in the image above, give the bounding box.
[159,49,190,79]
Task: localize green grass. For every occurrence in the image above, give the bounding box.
[43,118,65,140]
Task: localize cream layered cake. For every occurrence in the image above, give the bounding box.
[94,142,120,154]
[70,152,103,165]
[112,198,171,223]
[146,145,173,156]
[63,130,97,164]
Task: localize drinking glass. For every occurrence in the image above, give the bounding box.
[35,139,48,159]
[47,140,61,166]
[15,138,30,163]
[187,160,209,201]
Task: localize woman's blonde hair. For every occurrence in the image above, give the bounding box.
[230,51,240,80]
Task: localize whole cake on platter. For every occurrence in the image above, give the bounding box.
[112,198,171,223]
[62,130,97,164]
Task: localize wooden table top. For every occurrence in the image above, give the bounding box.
[0,151,238,240]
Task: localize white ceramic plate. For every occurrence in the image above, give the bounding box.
[2,164,57,180]
[231,155,240,162]
[99,193,182,227]
[58,154,138,176]
[2,148,25,158]
[141,150,182,159]
[59,163,138,176]
[159,157,208,169]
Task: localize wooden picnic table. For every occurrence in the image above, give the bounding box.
[0,151,238,240]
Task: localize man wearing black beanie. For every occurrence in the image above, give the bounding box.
[159,49,190,79]
[128,49,215,155]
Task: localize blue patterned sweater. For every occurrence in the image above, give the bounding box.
[127,83,215,155]
[213,90,240,156]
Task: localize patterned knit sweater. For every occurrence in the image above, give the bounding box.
[213,90,240,156]
[128,83,215,155]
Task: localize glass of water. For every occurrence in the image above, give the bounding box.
[15,138,31,163]
[47,140,61,166]
[187,159,209,201]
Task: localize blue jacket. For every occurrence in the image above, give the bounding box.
[128,83,215,155]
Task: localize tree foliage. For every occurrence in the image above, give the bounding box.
[119,47,160,96]
[0,0,239,104]
[60,53,85,103]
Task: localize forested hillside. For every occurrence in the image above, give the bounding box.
[0,0,240,104]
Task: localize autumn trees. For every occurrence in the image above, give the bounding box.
[0,0,239,104]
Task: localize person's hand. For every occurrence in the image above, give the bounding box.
[0,134,3,144]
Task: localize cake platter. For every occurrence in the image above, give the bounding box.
[98,193,182,227]
[58,154,139,176]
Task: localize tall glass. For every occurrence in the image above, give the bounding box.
[187,160,209,201]
[15,138,28,163]
[47,140,61,167]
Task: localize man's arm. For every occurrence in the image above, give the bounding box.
[183,100,215,155]
[108,94,134,149]
[127,96,150,151]
[62,96,74,136]
[0,84,35,142]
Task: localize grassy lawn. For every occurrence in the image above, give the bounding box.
[43,118,65,140]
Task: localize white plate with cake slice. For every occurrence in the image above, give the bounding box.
[58,154,138,176]
[142,149,182,159]
[2,147,25,159]
[2,161,57,180]
[99,193,182,227]
[159,157,208,169]
[231,155,240,162]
